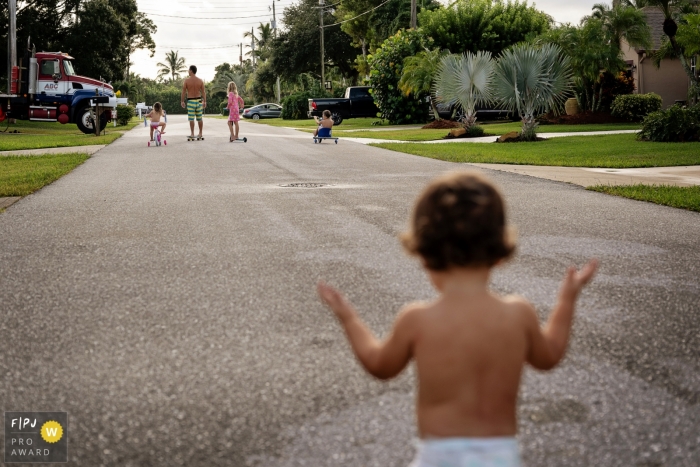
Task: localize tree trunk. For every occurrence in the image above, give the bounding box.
[521,114,538,141]
[430,97,441,121]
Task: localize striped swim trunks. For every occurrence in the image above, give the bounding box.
[187,98,203,121]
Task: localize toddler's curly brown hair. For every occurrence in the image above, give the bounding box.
[401,171,516,271]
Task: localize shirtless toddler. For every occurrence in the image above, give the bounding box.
[313,110,334,137]
[147,102,166,141]
[317,171,598,467]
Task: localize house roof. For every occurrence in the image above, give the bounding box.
[639,6,667,51]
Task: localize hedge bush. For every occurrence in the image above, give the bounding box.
[219,101,229,116]
[141,87,223,115]
[610,93,662,121]
[281,87,331,120]
[282,91,313,120]
[116,104,134,126]
[638,104,700,142]
[368,29,431,125]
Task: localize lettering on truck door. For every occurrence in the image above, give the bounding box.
[38,59,69,95]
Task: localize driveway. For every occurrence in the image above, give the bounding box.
[1,115,698,466]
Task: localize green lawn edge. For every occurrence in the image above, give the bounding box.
[587,184,700,212]
[0,119,139,152]
[0,153,91,197]
[372,134,700,168]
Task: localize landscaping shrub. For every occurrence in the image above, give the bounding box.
[638,104,700,142]
[599,70,635,111]
[116,104,134,126]
[610,93,662,121]
[281,91,314,120]
[281,87,330,120]
[144,88,185,114]
[219,101,229,116]
[466,125,486,137]
[368,29,431,125]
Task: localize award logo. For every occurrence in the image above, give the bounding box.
[4,412,68,463]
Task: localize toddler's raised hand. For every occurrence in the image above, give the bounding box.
[560,259,599,299]
[317,281,356,323]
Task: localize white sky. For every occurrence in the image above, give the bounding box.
[131,0,601,82]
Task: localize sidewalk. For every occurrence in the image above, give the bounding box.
[0,144,106,157]
[0,144,106,210]
[337,129,699,187]
[341,129,639,145]
[469,164,700,187]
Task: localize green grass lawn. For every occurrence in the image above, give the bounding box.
[588,184,700,212]
[229,116,640,136]
[372,134,700,168]
[323,122,640,141]
[0,118,139,151]
[0,153,90,197]
[248,117,391,130]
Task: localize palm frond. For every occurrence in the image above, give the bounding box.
[434,51,495,124]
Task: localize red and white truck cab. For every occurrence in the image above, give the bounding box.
[1,47,127,133]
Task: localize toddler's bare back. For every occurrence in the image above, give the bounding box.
[409,292,530,438]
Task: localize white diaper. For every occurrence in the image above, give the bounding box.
[409,437,521,467]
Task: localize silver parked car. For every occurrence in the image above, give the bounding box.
[242,103,283,120]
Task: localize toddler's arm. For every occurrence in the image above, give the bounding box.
[524,259,598,370]
[318,281,415,380]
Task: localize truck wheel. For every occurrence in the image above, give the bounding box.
[75,107,108,134]
[331,113,343,126]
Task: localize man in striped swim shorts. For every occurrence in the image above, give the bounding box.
[181,65,206,140]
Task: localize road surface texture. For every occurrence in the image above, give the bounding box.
[1,116,698,466]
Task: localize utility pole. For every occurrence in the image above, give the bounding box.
[8,0,17,94]
[410,0,417,29]
[319,0,325,90]
[272,0,281,104]
[251,27,256,70]
[239,43,243,67]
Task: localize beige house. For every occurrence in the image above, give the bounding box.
[621,7,694,108]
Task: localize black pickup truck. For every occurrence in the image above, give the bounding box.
[308,86,378,125]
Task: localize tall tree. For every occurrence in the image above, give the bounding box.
[589,2,652,51]
[419,0,552,56]
[128,12,157,79]
[399,48,448,120]
[1,0,155,83]
[65,0,130,81]
[337,0,439,59]
[646,0,700,87]
[244,23,274,62]
[157,51,187,82]
[269,0,360,82]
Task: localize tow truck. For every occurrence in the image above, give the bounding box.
[1,38,127,134]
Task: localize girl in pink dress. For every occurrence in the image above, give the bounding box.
[227,82,245,142]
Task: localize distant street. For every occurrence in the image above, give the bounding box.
[1,115,698,466]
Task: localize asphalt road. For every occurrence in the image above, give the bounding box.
[1,116,698,467]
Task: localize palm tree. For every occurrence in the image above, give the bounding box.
[244,23,275,63]
[433,51,496,129]
[590,2,652,51]
[645,0,700,86]
[399,48,448,120]
[212,70,246,96]
[156,50,187,82]
[493,44,573,141]
[616,0,652,7]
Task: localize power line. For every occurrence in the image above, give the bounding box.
[143,12,270,19]
[322,0,392,28]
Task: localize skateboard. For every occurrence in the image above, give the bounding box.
[313,136,338,144]
[187,136,204,141]
[230,137,247,143]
